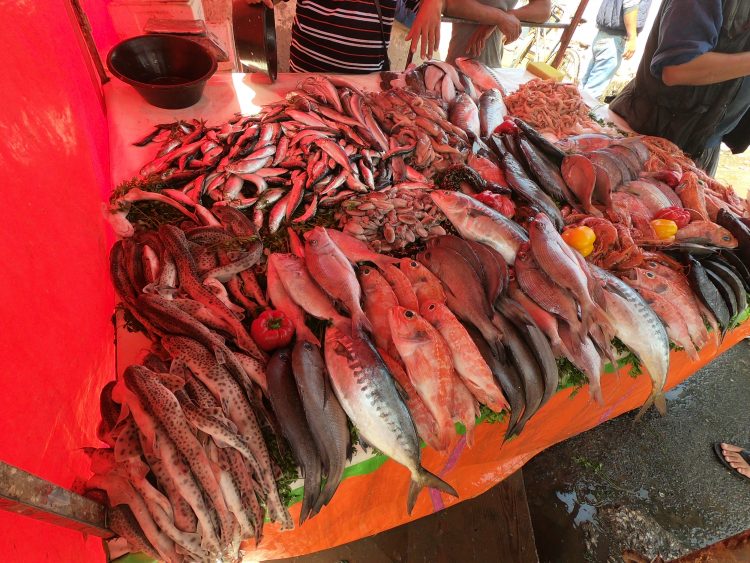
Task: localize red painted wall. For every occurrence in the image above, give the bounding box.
[0,1,115,561]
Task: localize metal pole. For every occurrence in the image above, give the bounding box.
[441,17,578,30]
[0,461,112,538]
[552,0,590,68]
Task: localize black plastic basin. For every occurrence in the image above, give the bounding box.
[107,34,218,109]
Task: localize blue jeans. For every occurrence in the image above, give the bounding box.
[581,29,626,99]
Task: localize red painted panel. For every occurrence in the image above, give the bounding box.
[0,1,114,561]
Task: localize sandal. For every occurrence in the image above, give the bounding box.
[713,442,750,481]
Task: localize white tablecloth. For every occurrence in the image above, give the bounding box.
[104,68,629,186]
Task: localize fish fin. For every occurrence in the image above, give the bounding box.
[213,345,227,365]
[353,310,374,334]
[157,371,186,392]
[407,469,458,515]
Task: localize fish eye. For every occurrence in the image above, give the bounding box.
[723,235,732,241]
[428,304,436,311]
[404,310,415,319]
[645,272,655,279]
[410,261,418,268]
[362,267,371,275]
[648,261,657,267]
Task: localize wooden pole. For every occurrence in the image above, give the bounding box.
[551,0,590,69]
[0,461,112,538]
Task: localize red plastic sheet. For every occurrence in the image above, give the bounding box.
[0,2,114,561]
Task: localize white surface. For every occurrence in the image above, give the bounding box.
[106,72,382,184]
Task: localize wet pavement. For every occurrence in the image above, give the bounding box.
[524,339,750,562]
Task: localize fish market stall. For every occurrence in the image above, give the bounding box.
[97,61,750,562]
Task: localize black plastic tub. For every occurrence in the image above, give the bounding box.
[107,34,218,109]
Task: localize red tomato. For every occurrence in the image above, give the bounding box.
[250,309,295,351]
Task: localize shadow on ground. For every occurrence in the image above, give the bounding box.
[524,339,750,562]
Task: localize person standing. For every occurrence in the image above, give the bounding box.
[609,0,750,175]
[581,0,652,99]
[445,0,552,67]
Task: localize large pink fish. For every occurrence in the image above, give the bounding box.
[304,227,372,333]
[420,301,508,413]
[359,266,400,358]
[388,307,456,449]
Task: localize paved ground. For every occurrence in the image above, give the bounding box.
[524,339,750,562]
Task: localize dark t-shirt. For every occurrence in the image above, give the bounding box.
[650,0,750,147]
[290,0,420,73]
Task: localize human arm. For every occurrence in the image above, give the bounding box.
[650,0,738,85]
[508,0,552,25]
[622,4,638,59]
[444,0,522,43]
[662,52,750,86]
[406,0,443,59]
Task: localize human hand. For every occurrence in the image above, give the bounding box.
[467,25,496,58]
[495,11,521,44]
[623,35,637,59]
[406,0,443,60]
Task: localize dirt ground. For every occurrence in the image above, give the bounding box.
[716,147,750,198]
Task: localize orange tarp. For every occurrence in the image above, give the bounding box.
[248,324,750,560]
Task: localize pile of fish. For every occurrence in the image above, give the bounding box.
[334,185,448,253]
[92,57,750,561]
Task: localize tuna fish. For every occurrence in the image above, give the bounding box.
[324,326,458,513]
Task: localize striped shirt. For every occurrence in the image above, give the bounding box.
[290,0,420,74]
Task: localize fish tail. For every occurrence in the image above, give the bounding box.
[313,461,345,514]
[589,381,604,405]
[407,468,458,515]
[634,390,667,423]
[299,463,322,526]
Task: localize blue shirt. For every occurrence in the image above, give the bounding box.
[650,0,750,147]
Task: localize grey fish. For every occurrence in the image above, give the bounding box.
[498,297,559,409]
[324,326,457,514]
[591,265,669,420]
[478,89,506,138]
[267,349,322,525]
[292,339,350,514]
[491,311,544,436]
[463,322,526,439]
[688,257,730,331]
[449,93,480,137]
